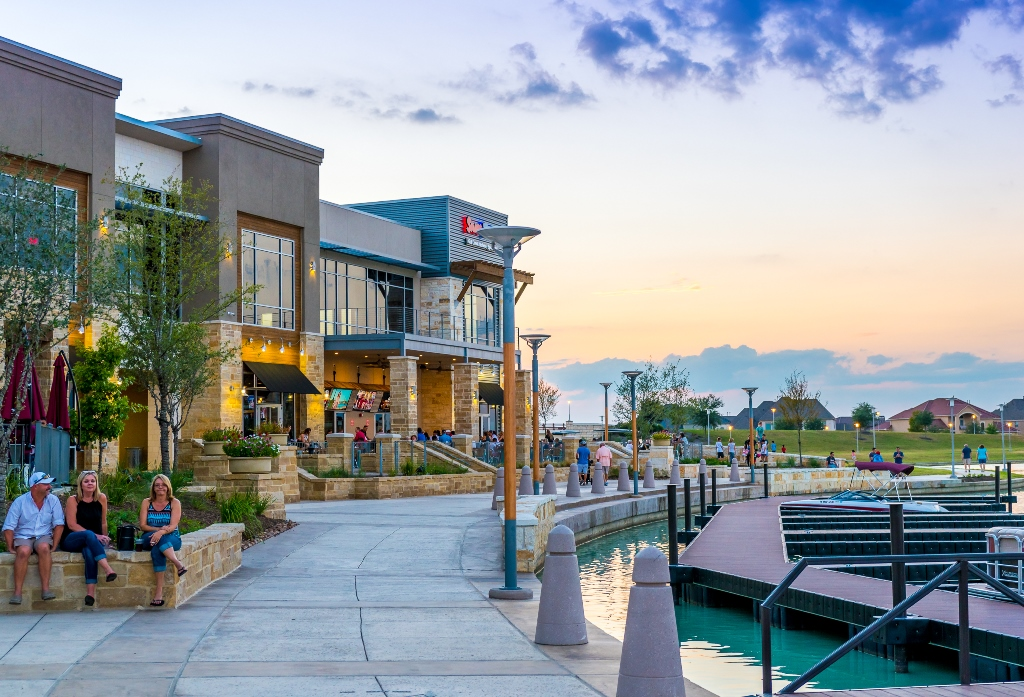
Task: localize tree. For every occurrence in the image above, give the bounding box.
[776,371,821,466]
[613,359,691,438]
[72,328,144,461]
[908,410,934,432]
[852,402,876,429]
[0,152,95,507]
[805,417,825,430]
[537,378,560,426]
[91,170,252,475]
[685,394,725,431]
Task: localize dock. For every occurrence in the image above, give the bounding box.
[801,683,1024,696]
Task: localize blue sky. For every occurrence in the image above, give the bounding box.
[3,0,1022,421]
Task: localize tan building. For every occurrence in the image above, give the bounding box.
[888,398,997,433]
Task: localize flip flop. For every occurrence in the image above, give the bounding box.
[106,573,117,583]
[85,595,95,607]
[150,599,165,607]
[177,567,188,578]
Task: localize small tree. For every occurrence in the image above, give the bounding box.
[685,394,725,431]
[613,359,690,438]
[72,328,144,462]
[91,170,253,475]
[776,371,821,466]
[537,378,560,426]
[908,410,934,432]
[805,417,825,430]
[0,151,95,507]
[852,402,876,429]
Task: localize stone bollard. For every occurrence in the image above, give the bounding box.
[698,458,707,476]
[566,464,581,497]
[729,457,740,483]
[591,464,606,494]
[535,525,588,646]
[519,465,533,495]
[616,546,686,697]
[543,464,557,495]
[617,464,631,492]
[669,460,682,485]
[492,466,504,511]
[643,463,656,489]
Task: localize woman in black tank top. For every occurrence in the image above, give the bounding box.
[62,471,117,606]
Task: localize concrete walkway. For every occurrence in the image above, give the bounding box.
[0,492,714,697]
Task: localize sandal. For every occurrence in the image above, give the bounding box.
[150,599,165,607]
[105,573,117,583]
[85,595,95,607]
[177,567,188,578]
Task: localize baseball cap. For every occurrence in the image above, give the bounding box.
[28,472,55,487]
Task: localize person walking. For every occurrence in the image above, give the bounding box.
[978,444,988,470]
[595,441,613,482]
[715,437,724,460]
[576,439,591,485]
[962,443,972,473]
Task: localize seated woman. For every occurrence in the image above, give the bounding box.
[61,470,118,606]
[139,474,187,607]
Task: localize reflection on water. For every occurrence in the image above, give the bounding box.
[575,520,959,697]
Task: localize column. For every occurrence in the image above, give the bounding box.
[418,365,453,433]
[298,332,325,441]
[562,434,581,466]
[184,321,243,439]
[388,356,418,438]
[453,363,480,439]
[515,369,533,439]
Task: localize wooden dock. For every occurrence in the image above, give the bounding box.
[801,683,1024,696]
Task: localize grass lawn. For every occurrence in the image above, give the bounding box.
[696,428,1022,465]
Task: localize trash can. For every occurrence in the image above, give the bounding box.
[127,447,143,468]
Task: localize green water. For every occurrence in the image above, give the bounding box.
[575,520,960,696]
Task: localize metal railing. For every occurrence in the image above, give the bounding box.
[759,551,1024,694]
[320,308,501,347]
[473,442,505,466]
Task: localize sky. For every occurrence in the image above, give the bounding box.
[3,0,1023,421]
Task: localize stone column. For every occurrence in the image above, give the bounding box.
[326,432,354,470]
[451,434,474,457]
[515,369,533,439]
[376,433,400,475]
[516,434,531,466]
[418,365,453,433]
[453,363,480,440]
[388,356,419,438]
[562,435,581,466]
[184,321,243,439]
[299,332,325,441]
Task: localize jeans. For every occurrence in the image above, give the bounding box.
[62,530,107,584]
[141,531,181,572]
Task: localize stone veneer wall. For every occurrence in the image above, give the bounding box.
[0,523,243,613]
[186,321,243,438]
[515,370,533,439]
[272,447,300,503]
[418,277,463,340]
[452,363,479,439]
[297,469,493,501]
[299,332,325,440]
[215,473,287,519]
[388,356,418,438]
[497,495,556,572]
[418,365,453,432]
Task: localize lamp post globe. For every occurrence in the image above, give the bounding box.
[520,333,551,496]
[480,226,540,600]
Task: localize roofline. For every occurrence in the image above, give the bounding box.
[0,35,121,98]
[115,113,202,152]
[320,201,420,232]
[345,195,507,220]
[152,113,324,165]
[319,240,437,273]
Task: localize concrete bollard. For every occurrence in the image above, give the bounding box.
[492,466,504,510]
[535,525,588,646]
[643,463,656,489]
[566,464,581,497]
[519,465,533,495]
[543,464,557,495]
[591,463,606,494]
[729,457,740,483]
[698,458,707,476]
[669,460,681,485]
[616,546,686,697]
[618,464,631,492]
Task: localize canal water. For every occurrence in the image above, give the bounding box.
[576,520,960,696]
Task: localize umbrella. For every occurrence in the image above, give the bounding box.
[45,353,70,431]
[1,348,45,422]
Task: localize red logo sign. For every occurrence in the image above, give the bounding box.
[461,216,484,236]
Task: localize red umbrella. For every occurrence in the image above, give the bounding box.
[1,348,45,422]
[46,353,70,431]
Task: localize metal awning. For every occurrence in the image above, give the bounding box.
[245,362,321,395]
[479,382,504,406]
[320,241,438,273]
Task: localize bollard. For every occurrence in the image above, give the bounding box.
[729,457,740,483]
[543,464,557,495]
[616,547,686,697]
[535,525,588,646]
[698,458,707,476]
[995,466,1002,510]
[750,462,756,484]
[643,463,656,489]
[618,463,631,492]
[492,466,504,511]
[699,473,706,517]
[667,484,678,565]
[1008,462,1015,504]
[592,463,606,494]
[669,460,681,485]
[633,467,639,496]
[519,465,533,495]
[684,479,692,532]
[890,503,908,674]
[711,469,717,507]
[566,464,582,497]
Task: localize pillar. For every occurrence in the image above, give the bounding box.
[326,432,354,470]
[453,363,480,440]
[451,433,474,456]
[184,321,243,439]
[418,364,453,432]
[515,369,533,439]
[388,356,418,438]
[562,434,581,466]
[299,332,324,441]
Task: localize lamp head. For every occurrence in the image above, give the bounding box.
[479,225,541,248]
[599,382,613,389]
[622,370,642,380]
[742,387,758,396]
[519,333,551,351]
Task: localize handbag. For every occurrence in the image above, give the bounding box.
[116,524,138,552]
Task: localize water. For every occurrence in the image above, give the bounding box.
[575,520,960,696]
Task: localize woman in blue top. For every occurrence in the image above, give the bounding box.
[978,444,988,470]
[139,474,187,606]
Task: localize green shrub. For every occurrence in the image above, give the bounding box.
[401,461,416,477]
[101,470,141,506]
[223,435,280,458]
[243,487,274,516]
[202,427,241,442]
[169,469,194,491]
[5,466,28,502]
[424,462,465,475]
[806,457,823,468]
[178,517,203,535]
[219,492,254,523]
[256,421,288,435]
[107,508,137,531]
[319,467,354,478]
[785,456,797,467]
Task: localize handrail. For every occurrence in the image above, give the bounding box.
[759,551,1024,695]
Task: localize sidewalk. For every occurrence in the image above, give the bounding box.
[0,492,715,697]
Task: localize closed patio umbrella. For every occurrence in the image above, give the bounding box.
[1,348,45,422]
[45,353,70,431]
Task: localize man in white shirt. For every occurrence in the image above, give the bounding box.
[3,472,64,604]
[715,437,724,460]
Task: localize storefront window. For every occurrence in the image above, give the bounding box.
[242,230,294,329]
[320,258,412,335]
[465,284,499,346]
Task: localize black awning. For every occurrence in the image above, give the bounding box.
[245,362,321,395]
[479,381,504,406]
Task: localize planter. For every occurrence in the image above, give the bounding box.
[267,433,289,446]
[228,456,272,473]
[203,441,226,456]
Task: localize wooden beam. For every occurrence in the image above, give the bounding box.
[514,282,528,304]
[455,270,478,303]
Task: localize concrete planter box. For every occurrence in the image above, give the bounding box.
[203,441,226,456]
[266,433,289,445]
[228,456,272,473]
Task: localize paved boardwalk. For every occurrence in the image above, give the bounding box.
[0,492,715,697]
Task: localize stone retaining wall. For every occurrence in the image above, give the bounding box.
[297,469,494,501]
[216,473,287,519]
[1,523,243,613]
[498,495,557,573]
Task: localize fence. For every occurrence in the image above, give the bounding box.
[320,308,501,348]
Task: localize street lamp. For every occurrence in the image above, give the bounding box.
[742,388,764,497]
[623,370,642,494]
[771,407,776,431]
[949,398,957,480]
[972,413,977,435]
[855,422,860,457]
[520,333,550,496]
[706,408,710,445]
[872,411,878,449]
[599,382,612,442]
[481,225,540,601]
[568,400,572,424]
[1000,403,1006,466]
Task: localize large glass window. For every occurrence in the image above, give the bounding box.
[319,259,412,335]
[243,230,294,329]
[0,173,78,281]
[465,284,499,346]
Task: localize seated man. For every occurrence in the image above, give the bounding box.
[2,472,65,605]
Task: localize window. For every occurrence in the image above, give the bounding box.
[242,230,294,329]
[319,259,413,335]
[465,284,499,346]
[0,173,79,289]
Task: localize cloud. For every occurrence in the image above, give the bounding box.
[567,0,1023,118]
[988,93,1023,107]
[985,54,1024,89]
[866,354,892,366]
[407,107,459,124]
[447,43,595,108]
[242,81,318,98]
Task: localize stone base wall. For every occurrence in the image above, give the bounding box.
[418,365,453,432]
[498,495,556,573]
[194,455,231,487]
[297,469,493,501]
[272,447,300,504]
[296,454,344,476]
[216,473,287,519]
[0,523,243,613]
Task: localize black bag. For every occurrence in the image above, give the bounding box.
[116,524,137,552]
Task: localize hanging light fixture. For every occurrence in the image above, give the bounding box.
[279,339,285,354]
[78,319,85,334]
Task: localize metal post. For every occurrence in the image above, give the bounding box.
[1008,462,1014,505]
[1002,403,1007,467]
[959,560,971,685]
[699,473,706,516]
[951,398,958,479]
[521,335,550,497]
[667,484,678,565]
[711,469,717,506]
[624,371,641,496]
[684,478,692,532]
[761,603,773,696]
[501,246,518,591]
[601,382,611,443]
[890,503,907,673]
[633,467,638,495]
[996,466,1002,509]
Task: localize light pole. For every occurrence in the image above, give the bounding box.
[872,411,878,449]
[481,225,540,601]
[742,388,763,497]
[599,382,612,442]
[520,334,550,496]
[949,398,957,480]
[706,408,710,445]
[972,414,977,435]
[855,422,860,457]
[567,400,572,424]
[1000,403,1006,466]
[623,370,642,493]
[771,407,776,431]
